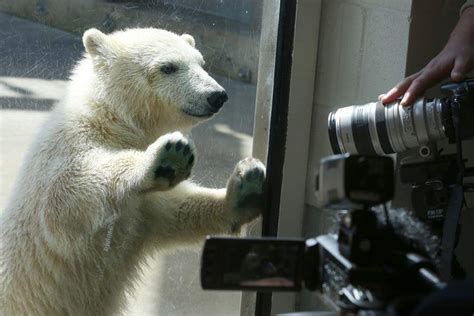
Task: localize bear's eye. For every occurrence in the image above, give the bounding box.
[160,64,178,75]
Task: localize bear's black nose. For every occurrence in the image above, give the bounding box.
[207,91,228,112]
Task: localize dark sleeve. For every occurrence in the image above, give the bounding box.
[411,278,474,316]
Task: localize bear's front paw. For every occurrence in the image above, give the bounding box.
[145,132,195,190]
[226,158,266,226]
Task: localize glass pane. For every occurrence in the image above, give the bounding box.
[0,1,267,315]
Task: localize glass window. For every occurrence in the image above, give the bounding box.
[0,1,275,315]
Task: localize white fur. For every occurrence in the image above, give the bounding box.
[0,28,265,316]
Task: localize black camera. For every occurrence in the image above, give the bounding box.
[315,154,394,209]
[201,155,445,315]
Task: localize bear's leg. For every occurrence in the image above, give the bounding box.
[86,132,195,198]
[139,158,265,248]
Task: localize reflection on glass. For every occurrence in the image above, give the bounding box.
[0,1,263,315]
[222,244,301,289]
[239,246,296,288]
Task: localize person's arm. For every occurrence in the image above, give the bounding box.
[379,5,474,106]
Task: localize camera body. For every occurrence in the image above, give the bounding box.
[316,154,394,209]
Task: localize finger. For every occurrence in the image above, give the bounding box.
[400,77,431,106]
[381,72,420,104]
[400,67,449,106]
[451,57,470,81]
[381,86,406,104]
[381,77,416,104]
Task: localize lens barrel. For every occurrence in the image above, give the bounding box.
[328,98,447,155]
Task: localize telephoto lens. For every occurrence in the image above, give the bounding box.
[328,98,448,155]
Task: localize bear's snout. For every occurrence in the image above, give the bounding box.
[207,91,228,113]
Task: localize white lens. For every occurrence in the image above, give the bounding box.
[328,97,447,155]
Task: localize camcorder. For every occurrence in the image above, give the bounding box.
[200,80,474,314]
[201,155,445,314]
[328,79,474,225]
[327,79,474,280]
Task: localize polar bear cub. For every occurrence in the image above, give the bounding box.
[0,28,265,316]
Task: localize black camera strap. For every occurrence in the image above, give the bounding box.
[440,94,467,281]
[440,185,464,280]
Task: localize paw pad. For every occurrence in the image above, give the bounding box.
[227,158,266,217]
[154,166,176,182]
[148,132,196,189]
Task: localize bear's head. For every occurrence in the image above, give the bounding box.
[82,28,227,129]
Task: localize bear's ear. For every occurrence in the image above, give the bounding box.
[181,34,195,48]
[83,28,113,58]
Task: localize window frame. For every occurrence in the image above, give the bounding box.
[248,0,322,315]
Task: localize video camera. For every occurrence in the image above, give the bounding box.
[201,154,445,314]
[328,79,474,279]
[328,79,474,223]
[200,80,474,314]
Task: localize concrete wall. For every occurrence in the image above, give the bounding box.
[305,0,412,211]
[0,0,261,83]
[300,0,472,311]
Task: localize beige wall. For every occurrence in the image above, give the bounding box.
[305,0,413,209]
[300,2,412,308]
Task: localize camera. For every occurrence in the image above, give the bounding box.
[315,154,394,209]
[326,80,474,223]
[327,80,474,156]
[200,80,473,314]
[201,155,445,315]
[328,80,474,280]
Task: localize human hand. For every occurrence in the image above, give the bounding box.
[379,7,474,106]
